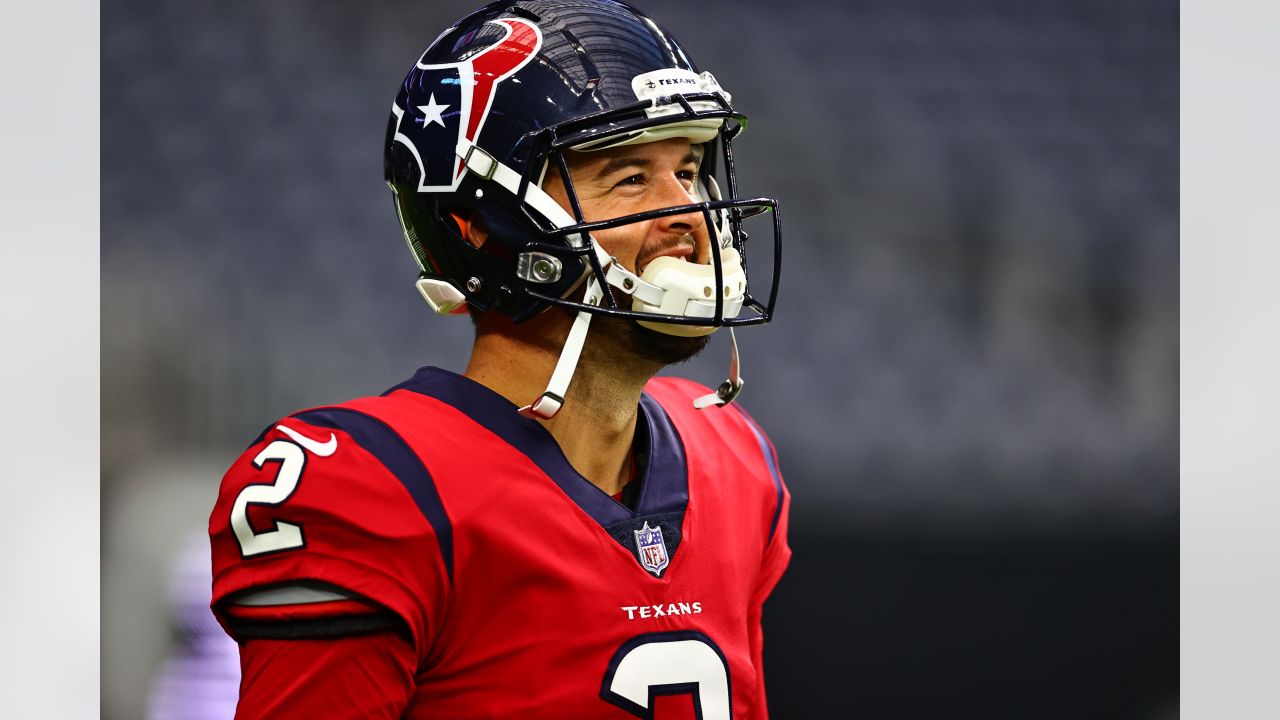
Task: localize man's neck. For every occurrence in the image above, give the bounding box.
[464,311,659,496]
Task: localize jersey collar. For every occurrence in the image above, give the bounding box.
[386,366,689,529]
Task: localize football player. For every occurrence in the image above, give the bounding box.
[209,1,790,717]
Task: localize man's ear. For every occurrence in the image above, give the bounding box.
[449,209,489,249]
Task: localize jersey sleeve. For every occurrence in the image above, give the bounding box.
[208,407,453,662]
[234,633,418,719]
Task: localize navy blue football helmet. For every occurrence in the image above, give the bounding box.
[384,0,781,416]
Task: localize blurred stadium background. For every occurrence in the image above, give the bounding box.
[102,0,1177,717]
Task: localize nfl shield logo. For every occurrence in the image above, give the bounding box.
[633,522,669,576]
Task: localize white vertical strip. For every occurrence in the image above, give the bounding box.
[0,0,100,717]
[1183,0,1280,717]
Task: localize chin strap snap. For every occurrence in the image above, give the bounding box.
[693,328,745,409]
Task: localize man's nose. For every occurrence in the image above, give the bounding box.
[652,175,708,241]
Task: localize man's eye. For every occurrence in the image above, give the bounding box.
[678,170,698,181]
[616,174,644,187]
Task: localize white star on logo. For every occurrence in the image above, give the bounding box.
[417,93,450,129]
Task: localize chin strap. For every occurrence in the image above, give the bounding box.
[693,328,745,409]
[517,276,605,419]
[519,286,744,418]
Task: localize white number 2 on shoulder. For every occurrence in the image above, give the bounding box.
[230,440,307,557]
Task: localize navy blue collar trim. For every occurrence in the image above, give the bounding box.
[386,367,689,529]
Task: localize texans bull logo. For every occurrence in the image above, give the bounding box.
[391,18,543,192]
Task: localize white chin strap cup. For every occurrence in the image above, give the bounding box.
[632,248,746,338]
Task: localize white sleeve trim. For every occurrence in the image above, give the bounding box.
[233,582,361,607]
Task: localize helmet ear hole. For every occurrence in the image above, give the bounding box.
[447,209,489,250]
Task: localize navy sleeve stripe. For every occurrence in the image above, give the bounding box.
[737,409,784,545]
[292,407,454,584]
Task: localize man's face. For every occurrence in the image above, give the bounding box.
[543,137,715,365]
[543,137,713,275]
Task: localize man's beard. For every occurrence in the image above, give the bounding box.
[590,315,711,367]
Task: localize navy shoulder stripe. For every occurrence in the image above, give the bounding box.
[246,422,274,451]
[735,408,785,545]
[292,407,454,584]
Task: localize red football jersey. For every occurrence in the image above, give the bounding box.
[210,367,791,719]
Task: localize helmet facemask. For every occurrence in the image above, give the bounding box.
[470,96,781,336]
